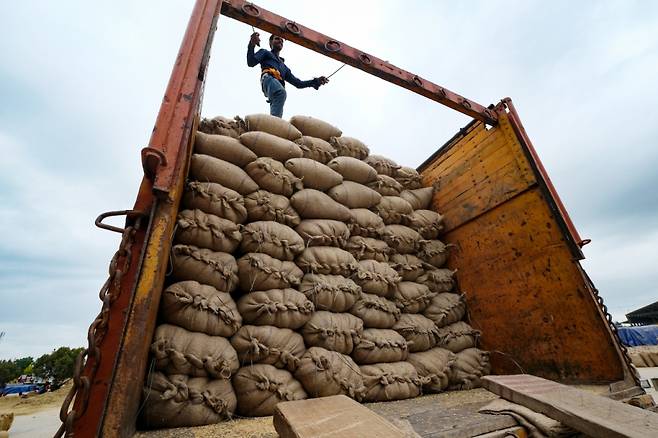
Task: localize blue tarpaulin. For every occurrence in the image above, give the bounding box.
[1,383,39,396]
[617,325,658,347]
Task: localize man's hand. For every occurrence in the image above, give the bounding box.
[317,76,329,86]
[249,32,261,47]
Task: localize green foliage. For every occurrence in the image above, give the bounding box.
[0,356,34,385]
[33,347,84,383]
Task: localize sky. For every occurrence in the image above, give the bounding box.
[1,0,657,359]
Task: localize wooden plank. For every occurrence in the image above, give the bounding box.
[482,375,658,438]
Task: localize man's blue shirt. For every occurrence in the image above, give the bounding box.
[247,45,320,89]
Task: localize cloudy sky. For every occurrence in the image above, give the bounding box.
[1,1,657,359]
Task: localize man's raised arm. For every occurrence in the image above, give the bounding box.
[247,32,262,67]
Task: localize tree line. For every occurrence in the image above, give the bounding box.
[0,347,84,387]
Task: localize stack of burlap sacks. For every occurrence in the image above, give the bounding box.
[141,114,491,429]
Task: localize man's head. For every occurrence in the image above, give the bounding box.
[269,34,284,52]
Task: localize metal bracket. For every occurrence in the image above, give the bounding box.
[141,147,168,180]
[95,210,148,234]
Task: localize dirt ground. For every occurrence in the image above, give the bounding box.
[0,381,70,416]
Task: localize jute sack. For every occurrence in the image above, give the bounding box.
[368,174,403,196]
[329,136,370,159]
[400,187,434,210]
[142,372,236,428]
[423,293,466,328]
[232,364,307,416]
[183,181,248,224]
[299,273,361,313]
[403,210,444,240]
[395,166,423,190]
[435,321,480,353]
[327,157,377,184]
[239,131,303,161]
[418,240,452,268]
[349,293,401,329]
[290,115,342,140]
[382,225,424,254]
[285,157,343,191]
[230,325,306,372]
[353,259,400,298]
[240,221,305,261]
[373,196,414,225]
[328,181,382,209]
[245,157,303,197]
[294,136,337,163]
[301,311,364,355]
[393,314,440,353]
[360,362,422,402]
[352,329,409,365]
[237,289,314,330]
[198,116,243,139]
[364,155,400,177]
[295,347,365,400]
[237,253,303,292]
[416,268,456,293]
[290,189,351,221]
[392,281,436,314]
[175,209,242,253]
[344,236,391,262]
[348,208,385,238]
[170,245,239,293]
[296,246,359,277]
[407,347,456,393]
[296,219,350,247]
[160,280,242,337]
[449,348,491,390]
[245,190,300,227]
[189,154,258,195]
[244,113,302,140]
[388,253,427,281]
[151,324,239,379]
[194,131,257,167]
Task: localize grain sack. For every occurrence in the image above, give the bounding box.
[405,214,442,242]
[382,225,424,254]
[364,155,400,177]
[239,131,303,161]
[353,259,401,298]
[299,274,361,313]
[294,136,337,163]
[245,157,303,197]
[230,325,306,372]
[301,311,363,354]
[348,208,385,238]
[327,157,377,184]
[183,181,247,224]
[368,174,403,196]
[344,236,391,262]
[160,281,242,337]
[232,364,307,416]
[175,209,242,253]
[244,190,300,227]
[352,329,409,365]
[151,324,239,379]
[295,219,350,247]
[296,246,359,276]
[295,347,365,399]
[407,348,456,393]
[142,373,236,428]
[435,321,480,353]
[388,254,427,281]
[400,187,434,210]
[240,221,305,261]
[198,116,243,139]
[393,314,440,353]
[328,181,382,209]
[284,157,343,191]
[373,196,414,225]
[329,136,369,159]
[449,348,491,390]
[395,166,423,189]
[189,154,258,195]
[170,245,239,293]
[349,293,401,329]
[290,189,351,221]
[290,115,342,140]
[392,282,436,314]
[416,268,456,293]
[360,362,422,402]
[237,289,314,329]
[237,253,303,292]
[244,113,302,140]
[194,132,257,167]
[424,293,466,328]
[418,240,452,268]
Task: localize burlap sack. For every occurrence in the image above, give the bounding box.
[301,311,364,354]
[403,210,444,240]
[388,254,427,281]
[170,245,239,293]
[392,281,436,314]
[329,136,370,159]
[407,347,456,393]
[239,131,303,161]
[240,221,305,261]
[416,268,456,293]
[395,166,423,190]
[244,190,301,227]
[290,115,342,140]
[352,329,409,365]
[230,325,306,372]
[245,157,303,197]
[373,196,414,225]
[244,114,302,140]
[284,157,343,191]
[368,174,404,196]
[382,225,424,254]
[295,219,350,247]
[237,289,314,329]
[141,372,236,428]
[152,324,239,378]
[175,209,242,253]
[232,364,307,416]
[299,273,361,313]
[435,321,480,353]
[393,314,440,353]
[360,362,422,402]
[237,253,303,292]
[353,259,400,297]
[348,208,385,238]
[296,246,359,276]
[424,293,466,328]
[198,116,243,138]
[418,240,452,268]
[327,157,377,184]
[290,189,351,221]
[189,154,258,195]
[160,281,242,337]
[364,155,401,177]
[194,131,257,167]
[449,348,491,390]
[328,181,382,209]
[349,293,401,329]
[294,136,337,163]
[400,187,434,210]
[295,347,365,400]
[183,181,248,224]
[344,236,391,262]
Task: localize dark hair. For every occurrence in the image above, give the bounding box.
[269,34,283,46]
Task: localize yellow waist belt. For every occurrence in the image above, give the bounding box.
[261,68,283,81]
